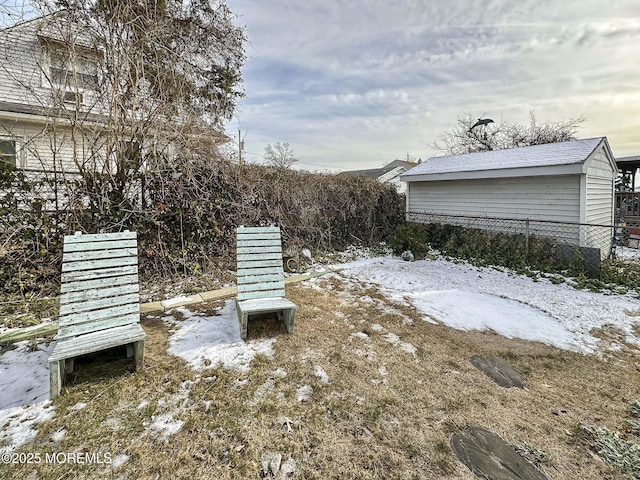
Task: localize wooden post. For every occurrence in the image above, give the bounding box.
[49,360,63,400]
[525,218,530,257]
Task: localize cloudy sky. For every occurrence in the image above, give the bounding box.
[225,0,640,172]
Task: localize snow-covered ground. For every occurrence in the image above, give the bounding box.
[164,302,275,373]
[1,254,638,454]
[334,256,640,354]
[0,341,55,454]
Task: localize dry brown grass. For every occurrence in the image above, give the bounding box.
[2,275,639,479]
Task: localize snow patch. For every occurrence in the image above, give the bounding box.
[337,256,640,353]
[110,453,130,469]
[296,385,313,402]
[149,413,184,441]
[313,365,329,384]
[351,332,370,340]
[409,290,580,351]
[166,302,275,373]
[69,402,87,412]
[0,341,55,452]
[51,428,66,442]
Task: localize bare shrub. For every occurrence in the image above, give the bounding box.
[1,154,405,296]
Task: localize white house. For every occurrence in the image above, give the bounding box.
[401,137,618,256]
[0,13,104,175]
[0,13,226,176]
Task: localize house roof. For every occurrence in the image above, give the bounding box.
[340,159,418,179]
[402,137,613,182]
[616,155,640,173]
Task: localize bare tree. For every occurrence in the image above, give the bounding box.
[1,0,248,227]
[431,112,584,156]
[264,142,298,169]
[0,1,30,26]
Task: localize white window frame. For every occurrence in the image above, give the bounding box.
[41,43,101,104]
[0,136,24,169]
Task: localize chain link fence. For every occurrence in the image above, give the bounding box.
[407,211,640,276]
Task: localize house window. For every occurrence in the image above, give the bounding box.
[147,143,177,173]
[0,139,16,167]
[119,140,142,171]
[49,49,99,91]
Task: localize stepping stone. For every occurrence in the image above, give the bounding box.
[470,355,526,389]
[450,426,548,480]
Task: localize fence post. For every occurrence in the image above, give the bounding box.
[525,218,530,257]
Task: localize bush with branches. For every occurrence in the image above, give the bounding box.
[0,155,406,296]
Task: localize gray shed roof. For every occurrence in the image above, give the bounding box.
[403,137,606,180]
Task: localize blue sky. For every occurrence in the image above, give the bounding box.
[225,0,640,171]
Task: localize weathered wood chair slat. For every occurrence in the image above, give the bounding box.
[48,231,146,399]
[235,226,297,339]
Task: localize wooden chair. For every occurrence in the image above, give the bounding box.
[235,226,297,340]
[48,231,146,399]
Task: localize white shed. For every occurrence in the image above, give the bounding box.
[401,137,618,255]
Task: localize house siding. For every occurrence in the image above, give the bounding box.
[0,121,89,173]
[0,20,59,108]
[0,17,100,111]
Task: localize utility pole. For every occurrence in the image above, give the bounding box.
[238,128,243,165]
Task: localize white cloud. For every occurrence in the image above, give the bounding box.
[227,0,640,170]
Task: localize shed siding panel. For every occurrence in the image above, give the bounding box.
[585,175,614,254]
[586,148,616,180]
[586,177,613,225]
[407,175,581,222]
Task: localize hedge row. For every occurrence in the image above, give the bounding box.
[0,158,405,295]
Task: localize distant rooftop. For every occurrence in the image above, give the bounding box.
[340,159,418,179]
[616,155,640,172]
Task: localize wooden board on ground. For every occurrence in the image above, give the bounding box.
[470,355,526,389]
[450,426,548,480]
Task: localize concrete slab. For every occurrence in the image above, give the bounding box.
[140,301,164,314]
[470,355,526,389]
[450,426,548,480]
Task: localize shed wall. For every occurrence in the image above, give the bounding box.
[584,146,615,254]
[407,175,583,245]
[407,175,581,222]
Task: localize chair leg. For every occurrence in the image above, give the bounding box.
[133,340,145,371]
[49,360,63,400]
[240,312,249,340]
[283,307,296,334]
[236,301,249,340]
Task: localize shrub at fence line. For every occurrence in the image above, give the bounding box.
[400,220,599,277]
